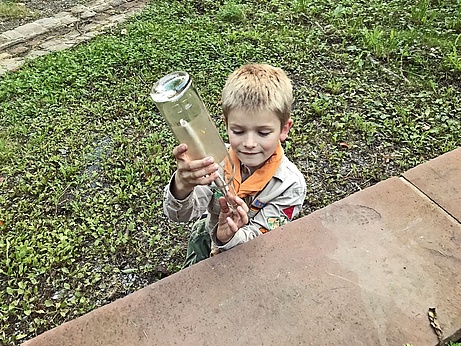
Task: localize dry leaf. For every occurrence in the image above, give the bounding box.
[428,307,444,344]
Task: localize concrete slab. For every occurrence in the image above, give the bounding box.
[69,4,89,14]
[15,23,47,38]
[0,52,11,60]
[1,30,25,40]
[403,147,461,223]
[81,10,98,19]
[34,17,62,29]
[23,176,461,346]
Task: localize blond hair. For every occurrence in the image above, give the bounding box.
[221,64,293,127]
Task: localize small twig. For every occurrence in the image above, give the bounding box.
[136,73,148,86]
[314,21,326,34]
[317,286,346,296]
[327,272,366,289]
[437,249,447,257]
[55,184,72,214]
[367,54,410,84]
[399,54,408,83]
[130,320,138,327]
[75,20,83,35]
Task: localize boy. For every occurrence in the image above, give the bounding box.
[163,63,307,267]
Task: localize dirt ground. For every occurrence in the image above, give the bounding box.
[0,0,90,32]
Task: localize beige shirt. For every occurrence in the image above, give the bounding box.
[163,155,307,251]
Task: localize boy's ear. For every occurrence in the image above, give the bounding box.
[279,118,293,142]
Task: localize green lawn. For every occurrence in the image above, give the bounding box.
[1,0,460,343]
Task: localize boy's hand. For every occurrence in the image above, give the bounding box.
[216,195,249,244]
[171,144,219,200]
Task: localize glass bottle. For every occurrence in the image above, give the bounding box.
[150,71,236,205]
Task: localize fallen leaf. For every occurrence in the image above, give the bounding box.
[121,268,136,274]
[339,142,349,149]
[428,307,443,344]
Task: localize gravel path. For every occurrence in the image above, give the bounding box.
[0,0,91,32]
[0,0,148,75]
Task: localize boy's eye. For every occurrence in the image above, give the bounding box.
[232,130,243,135]
[258,131,271,137]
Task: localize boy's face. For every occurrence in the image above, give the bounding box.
[226,108,292,173]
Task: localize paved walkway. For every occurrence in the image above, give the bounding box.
[24,148,461,345]
[0,0,148,75]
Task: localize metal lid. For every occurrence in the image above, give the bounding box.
[150,71,191,103]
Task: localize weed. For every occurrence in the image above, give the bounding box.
[311,96,331,116]
[411,0,435,25]
[446,34,461,71]
[292,0,310,14]
[217,1,246,23]
[361,27,401,58]
[324,79,343,95]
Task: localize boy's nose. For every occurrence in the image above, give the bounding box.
[243,133,257,148]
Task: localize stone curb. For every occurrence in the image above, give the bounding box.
[0,0,147,75]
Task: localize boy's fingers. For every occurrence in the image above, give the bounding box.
[237,206,249,224]
[218,197,230,213]
[226,217,239,234]
[235,196,249,212]
[173,144,188,158]
[203,171,218,184]
[187,156,215,171]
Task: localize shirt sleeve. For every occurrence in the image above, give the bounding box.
[163,173,214,222]
[215,176,307,251]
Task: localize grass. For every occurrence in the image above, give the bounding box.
[0,1,36,19]
[408,343,461,346]
[0,0,460,344]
